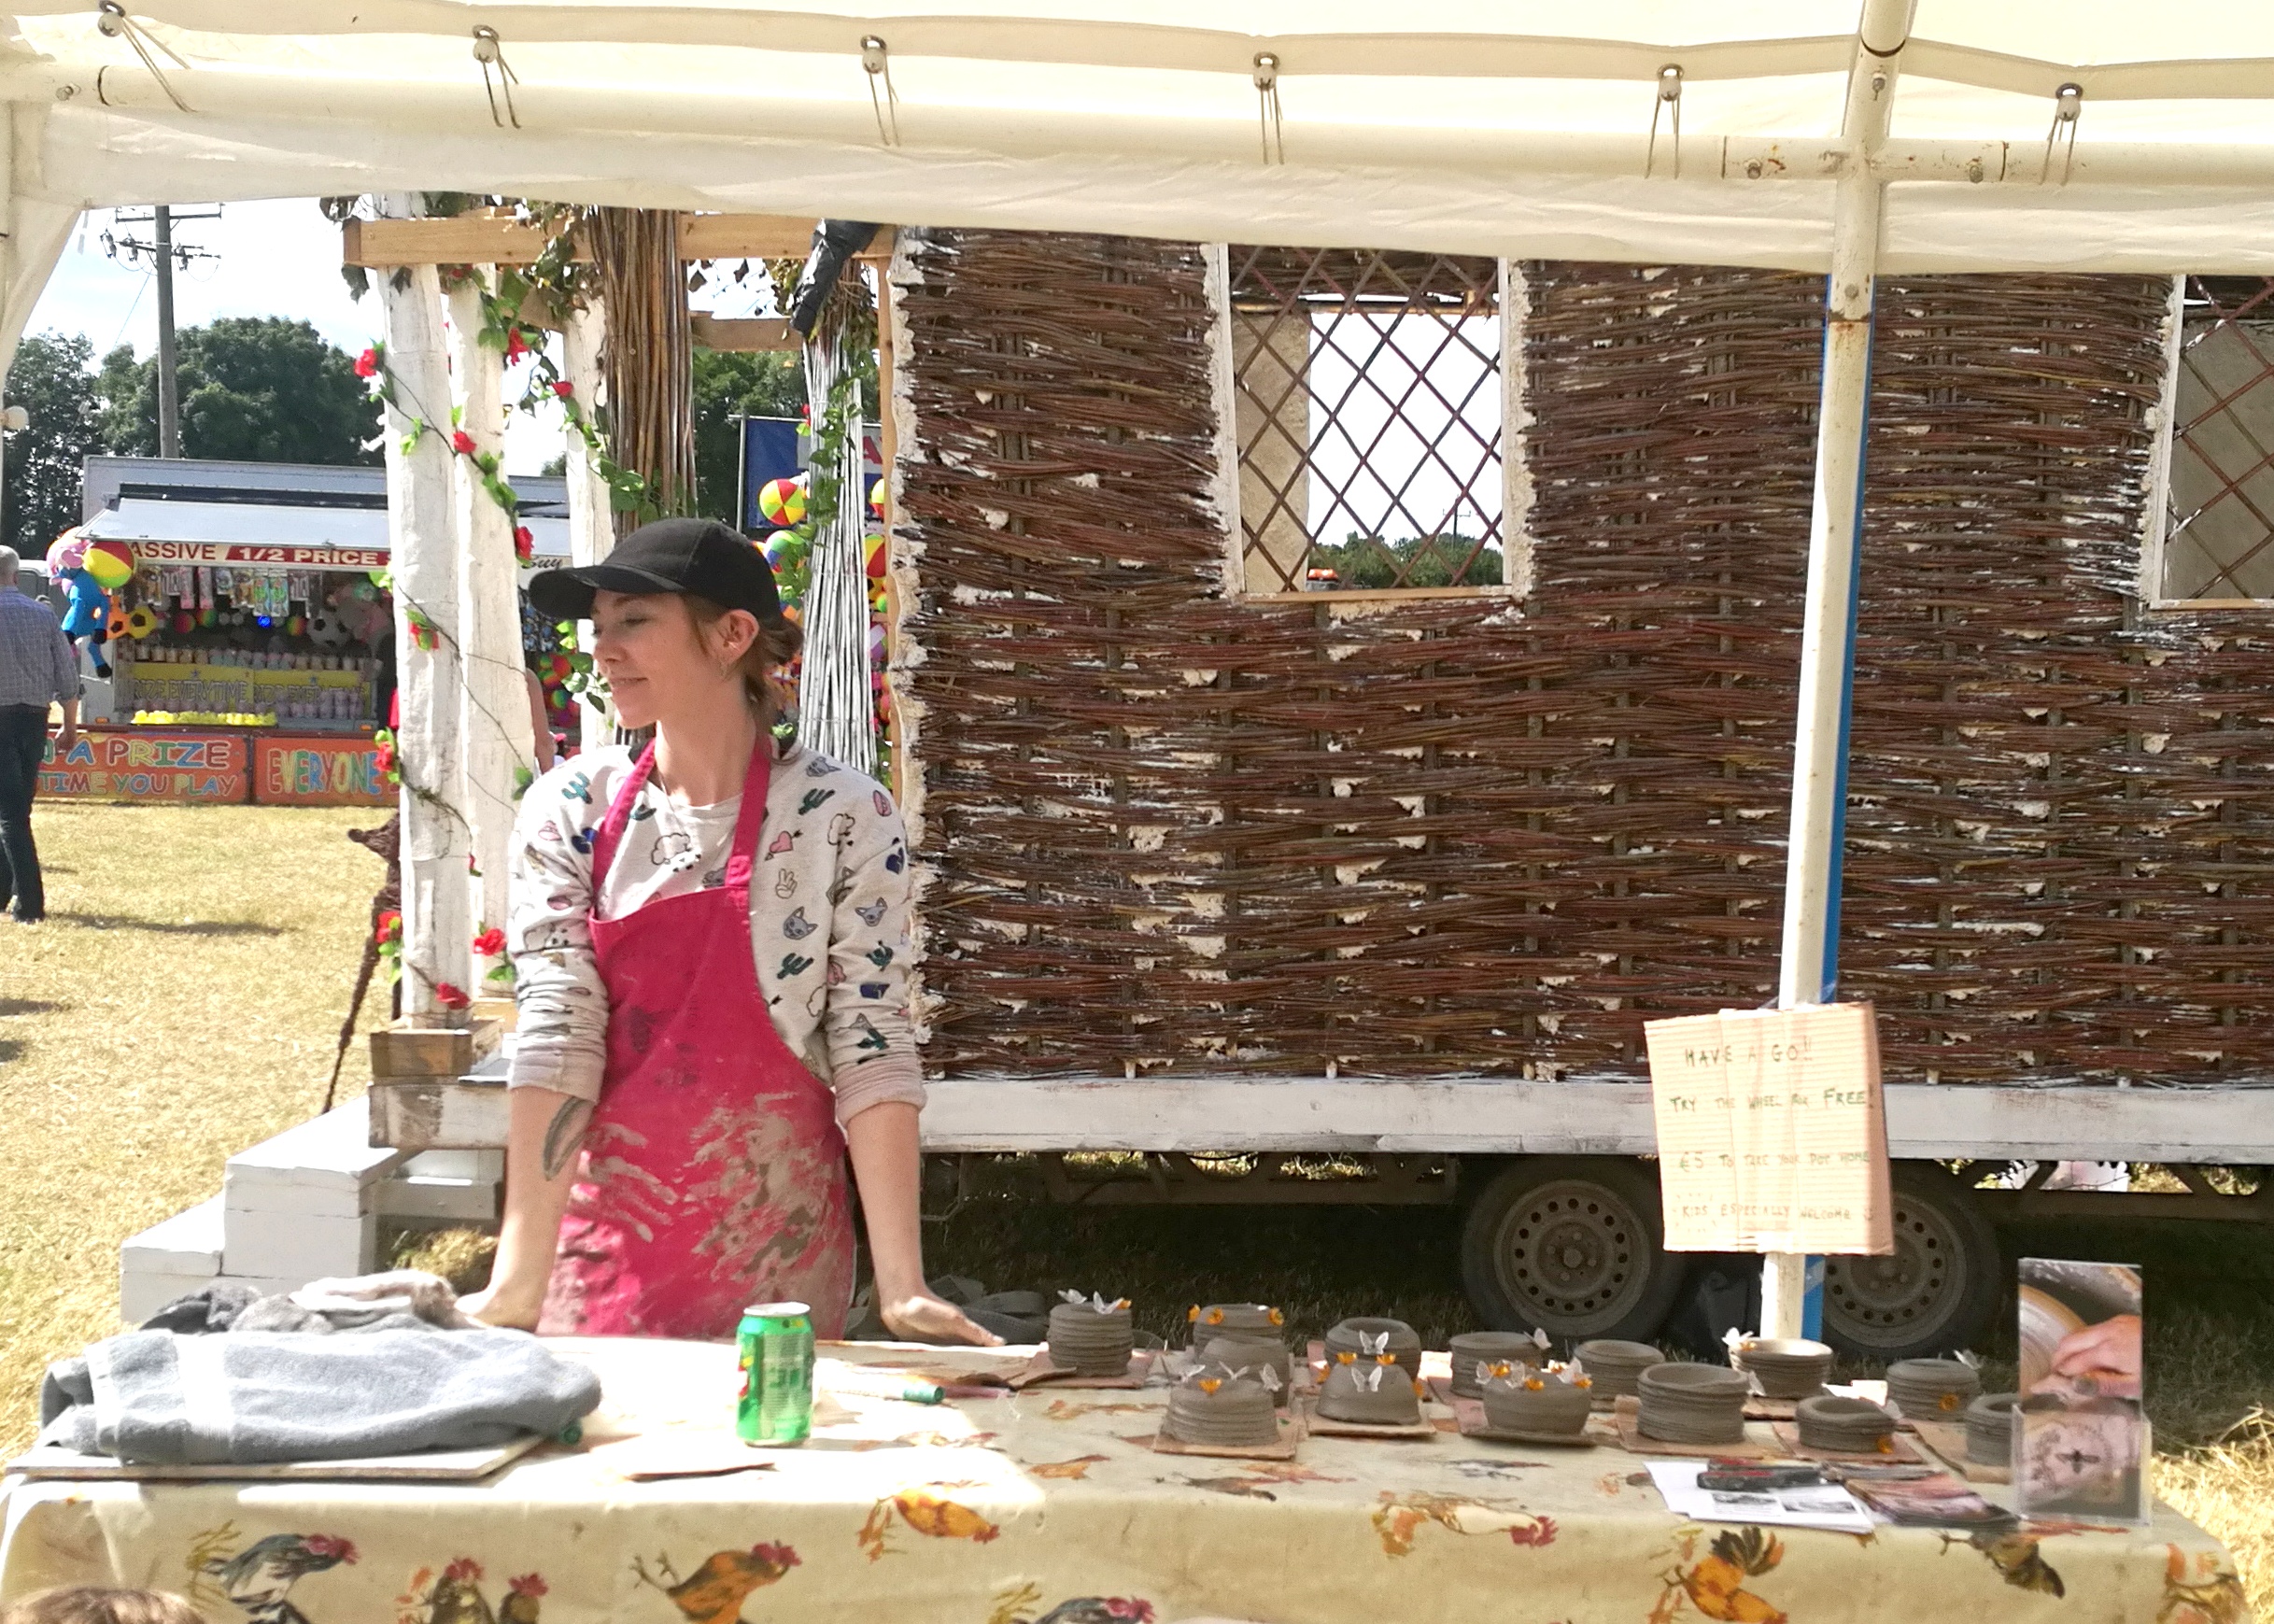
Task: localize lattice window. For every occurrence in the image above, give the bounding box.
[1224,246,1505,595]
[2160,275,2274,600]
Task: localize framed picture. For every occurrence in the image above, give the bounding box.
[2013,1258,2146,1524]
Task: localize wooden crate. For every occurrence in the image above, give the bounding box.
[369,1018,502,1081]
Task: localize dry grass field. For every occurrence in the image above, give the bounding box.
[1,800,2269,1613]
[0,798,393,1457]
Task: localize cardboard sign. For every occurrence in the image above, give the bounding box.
[1644,1002,1891,1255]
[254,734,392,807]
[38,729,250,803]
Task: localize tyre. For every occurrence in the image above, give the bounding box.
[1822,1162,2001,1362]
[1460,1157,1687,1344]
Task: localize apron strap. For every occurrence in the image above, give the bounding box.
[722,732,773,894]
[588,741,659,890]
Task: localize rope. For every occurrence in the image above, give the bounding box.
[2043,82,2082,186]
[94,1,189,112]
[1253,53,1284,165]
[1645,64,1682,179]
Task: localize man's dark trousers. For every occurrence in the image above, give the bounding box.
[0,704,51,920]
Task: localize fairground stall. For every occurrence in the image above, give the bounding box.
[35,456,573,806]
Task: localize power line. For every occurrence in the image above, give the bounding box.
[105,205,222,458]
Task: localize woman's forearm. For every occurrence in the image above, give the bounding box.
[481,1085,590,1320]
[843,1101,929,1299]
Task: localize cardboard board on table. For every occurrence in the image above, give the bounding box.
[1149,1414,1304,1461]
[1645,1001,1892,1257]
[1913,1419,2012,1484]
[1009,1348,1153,1391]
[1769,1421,1927,1465]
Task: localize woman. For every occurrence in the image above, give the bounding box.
[459,516,995,1346]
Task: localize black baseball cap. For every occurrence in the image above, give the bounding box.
[526,517,785,624]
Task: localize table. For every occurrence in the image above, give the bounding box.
[0,1340,2243,1624]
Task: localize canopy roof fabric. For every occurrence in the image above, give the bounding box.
[0,1,2267,284]
[85,496,572,561]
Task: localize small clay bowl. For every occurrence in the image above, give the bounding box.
[1165,1373,1280,1447]
[1323,1317,1422,1379]
[1796,1394,1896,1454]
[1637,1363,1749,1445]
[1202,1334,1294,1392]
[1886,1358,1983,1420]
[1966,1392,2020,1465]
[1318,1360,1423,1427]
[1481,1378,1593,1437]
[1575,1339,1666,1399]
[1448,1334,1546,1399]
[1191,1303,1282,1346]
[1733,1337,1833,1399]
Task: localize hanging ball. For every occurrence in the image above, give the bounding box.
[757,477,807,528]
[863,530,887,581]
[286,614,305,637]
[106,607,129,637]
[173,610,195,636]
[868,477,885,520]
[125,605,159,640]
[84,539,134,590]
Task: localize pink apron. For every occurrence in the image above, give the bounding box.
[538,735,855,1340]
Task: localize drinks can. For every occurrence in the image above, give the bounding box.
[736,1301,815,1445]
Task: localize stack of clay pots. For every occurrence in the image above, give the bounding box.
[1046,1292,1136,1377]
[1886,1358,1983,1421]
[1966,1392,2020,1465]
[1165,1366,1280,1447]
[1795,1394,1897,1454]
[1575,1339,1666,1401]
[1318,1354,1423,1426]
[1637,1363,1749,1445]
[1732,1338,1833,1399]
[1480,1369,1594,1439]
[1448,1333,1545,1400]
[1324,1317,1421,1379]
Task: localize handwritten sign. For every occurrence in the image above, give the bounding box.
[1644,1002,1891,1256]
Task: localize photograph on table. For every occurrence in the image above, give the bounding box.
[2013,1258,2147,1524]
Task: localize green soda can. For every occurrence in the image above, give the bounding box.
[736,1301,815,1445]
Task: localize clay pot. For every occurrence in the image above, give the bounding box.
[1324,1317,1421,1379]
[1202,1334,1293,1392]
[1481,1376,1593,1437]
[1886,1358,1983,1420]
[1733,1337,1833,1399]
[1190,1303,1282,1345]
[1165,1369,1280,1447]
[1637,1363,1748,1445]
[1047,1300,1136,1377]
[1448,1333,1547,1399]
[1575,1339,1667,1400]
[1966,1392,2020,1465]
[1796,1394,1897,1453]
[1318,1358,1423,1426]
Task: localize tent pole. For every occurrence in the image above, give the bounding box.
[1763,0,1914,1342]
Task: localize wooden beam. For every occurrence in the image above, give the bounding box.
[688,314,799,353]
[346,214,896,269]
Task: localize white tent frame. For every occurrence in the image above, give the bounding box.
[8,0,2272,1335]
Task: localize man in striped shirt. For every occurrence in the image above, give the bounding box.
[0,544,80,922]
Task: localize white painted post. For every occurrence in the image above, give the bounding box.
[796,325,878,777]
[445,272,536,967]
[561,299,613,750]
[1765,0,1915,1340]
[376,200,471,1017]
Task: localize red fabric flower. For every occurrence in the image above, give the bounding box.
[514,524,534,561]
[551,379,573,399]
[434,982,472,1010]
[451,430,477,455]
[472,926,506,957]
[374,910,402,945]
[354,346,380,378]
[503,328,531,362]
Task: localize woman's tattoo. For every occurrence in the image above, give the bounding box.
[542,1098,593,1179]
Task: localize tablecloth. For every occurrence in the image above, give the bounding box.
[0,1339,2246,1624]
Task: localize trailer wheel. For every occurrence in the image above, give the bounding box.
[1460,1158,1685,1343]
[1822,1163,2000,1362]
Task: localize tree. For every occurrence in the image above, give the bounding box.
[97,317,381,466]
[2,332,104,559]
[691,348,804,523]
[1309,532,1504,588]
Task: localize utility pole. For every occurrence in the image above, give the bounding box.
[154,205,179,457]
[103,205,219,459]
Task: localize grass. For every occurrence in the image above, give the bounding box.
[0,798,394,1458]
[3,803,2272,1611]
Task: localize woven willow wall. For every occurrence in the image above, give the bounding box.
[897,232,2272,1085]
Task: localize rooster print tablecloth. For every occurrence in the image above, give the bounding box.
[0,1339,2244,1624]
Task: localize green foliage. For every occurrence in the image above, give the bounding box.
[1307,532,1504,589]
[3,332,104,558]
[691,348,804,523]
[97,317,381,466]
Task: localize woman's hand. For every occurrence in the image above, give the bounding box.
[454,1281,544,1332]
[879,1289,1005,1347]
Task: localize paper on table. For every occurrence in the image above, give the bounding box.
[1645,1461,1875,1535]
[1645,1002,1892,1255]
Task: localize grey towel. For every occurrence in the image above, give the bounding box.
[36,1329,600,1463]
